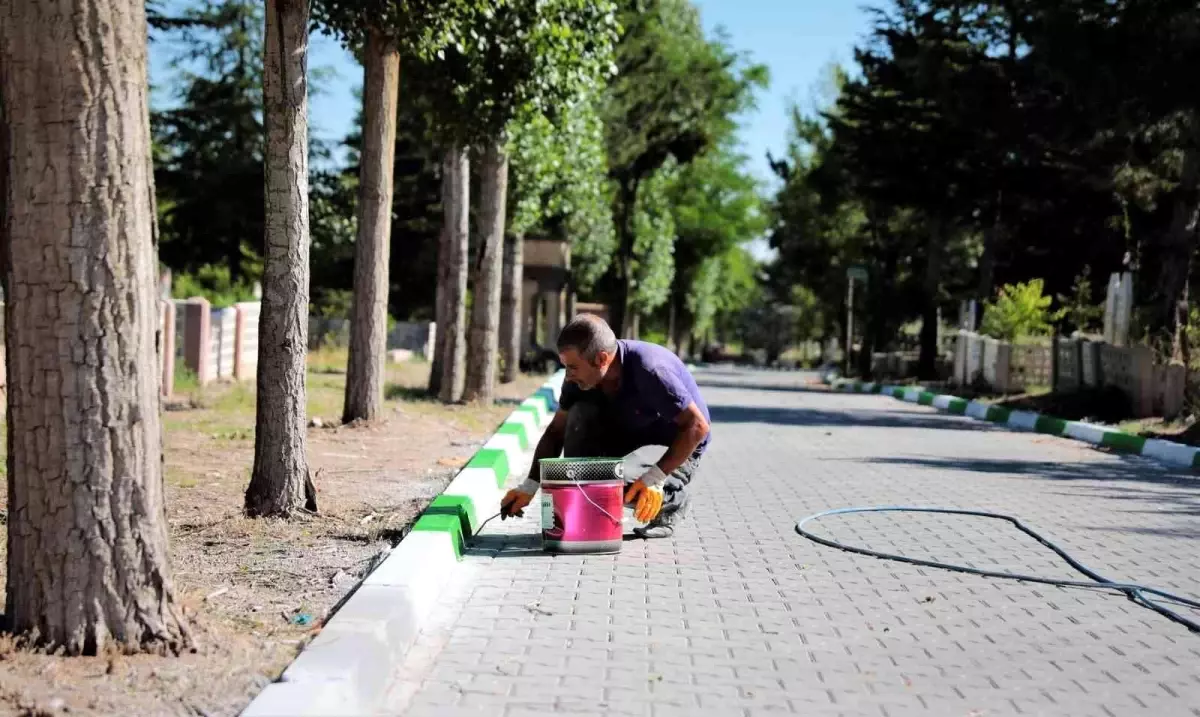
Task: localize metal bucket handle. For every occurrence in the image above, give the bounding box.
[562,465,622,525]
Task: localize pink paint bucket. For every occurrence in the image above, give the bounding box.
[539,458,625,554]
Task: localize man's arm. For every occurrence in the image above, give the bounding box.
[501,409,569,518]
[525,409,568,483]
[655,402,710,476]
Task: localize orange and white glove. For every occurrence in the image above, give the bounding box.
[500,478,539,519]
[624,466,667,523]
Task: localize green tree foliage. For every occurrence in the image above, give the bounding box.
[980,280,1063,342]
[312,0,485,58]
[507,94,616,291]
[667,142,766,348]
[628,167,677,318]
[152,0,265,283]
[767,1,1200,376]
[1057,266,1104,336]
[403,0,619,150]
[601,0,767,335]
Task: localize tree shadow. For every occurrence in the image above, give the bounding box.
[696,379,829,395]
[384,383,431,402]
[465,532,546,558]
[859,455,1200,540]
[708,404,992,432]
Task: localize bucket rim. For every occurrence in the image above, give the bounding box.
[539,457,624,464]
[541,477,625,486]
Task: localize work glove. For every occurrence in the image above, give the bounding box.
[500,478,539,519]
[624,466,667,523]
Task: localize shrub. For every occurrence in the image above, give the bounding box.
[981,279,1064,342]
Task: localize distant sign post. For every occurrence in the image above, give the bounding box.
[845,266,867,375]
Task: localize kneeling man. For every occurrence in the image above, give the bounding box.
[500,314,712,539]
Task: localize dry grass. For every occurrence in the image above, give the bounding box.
[0,356,544,717]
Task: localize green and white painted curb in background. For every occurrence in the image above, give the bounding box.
[828,377,1200,472]
[242,370,566,717]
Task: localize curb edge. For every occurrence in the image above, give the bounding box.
[828,377,1200,473]
[240,369,566,717]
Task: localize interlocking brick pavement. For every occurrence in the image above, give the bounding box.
[382,367,1200,716]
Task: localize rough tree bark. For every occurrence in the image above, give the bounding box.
[464,140,509,404]
[344,28,400,423]
[499,232,524,384]
[438,145,469,403]
[0,0,190,653]
[246,0,316,517]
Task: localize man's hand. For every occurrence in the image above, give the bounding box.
[500,479,539,519]
[624,466,667,522]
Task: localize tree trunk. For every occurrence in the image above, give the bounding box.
[565,287,577,325]
[667,297,677,353]
[918,222,946,380]
[246,0,316,518]
[343,29,400,423]
[439,145,469,403]
[464,140,509,404]
[677,316,693,360]
[1155,135,1200,360]
[1,0,189,653]
[610,179,638,338]
[428,226,447,395]
[500,232,524,384]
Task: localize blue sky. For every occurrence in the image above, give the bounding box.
[693,0,873,183]
[150,2,875,182]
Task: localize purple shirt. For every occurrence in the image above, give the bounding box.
[560,340,711,455]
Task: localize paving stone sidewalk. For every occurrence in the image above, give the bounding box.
[383,367,1200,717]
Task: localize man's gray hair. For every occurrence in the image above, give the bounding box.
[557,313,618,360]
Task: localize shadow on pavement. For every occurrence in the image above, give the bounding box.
[695,379,828,395]
[862,455,1200,540]
[465,532,546,558]
[708,404,990,432]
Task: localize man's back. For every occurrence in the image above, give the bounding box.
[560,339,711,454]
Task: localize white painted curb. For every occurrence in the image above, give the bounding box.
[1006,410,1040,431]
[1142,438,1200,468]
[1062,421,1112,445]
[240,370,566,717]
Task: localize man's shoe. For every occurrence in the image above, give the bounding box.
[633,511,676,539]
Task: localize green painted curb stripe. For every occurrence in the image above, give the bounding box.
[947,399,968,415]
[918,392,935,406]
[1193,451,1200,470]
[426,493,478,535]
[1035,415,1067,435]
[496,422,529,450]
[985,406,1011,423]
[411,512,465,559]
[1101,431,1146,454]
[892,388,905,399]
[870,384,883,394]
[467,448,510,487]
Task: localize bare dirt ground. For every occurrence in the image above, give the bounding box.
[0,352,544,717]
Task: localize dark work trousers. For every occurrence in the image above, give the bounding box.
[561,401,701,519]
